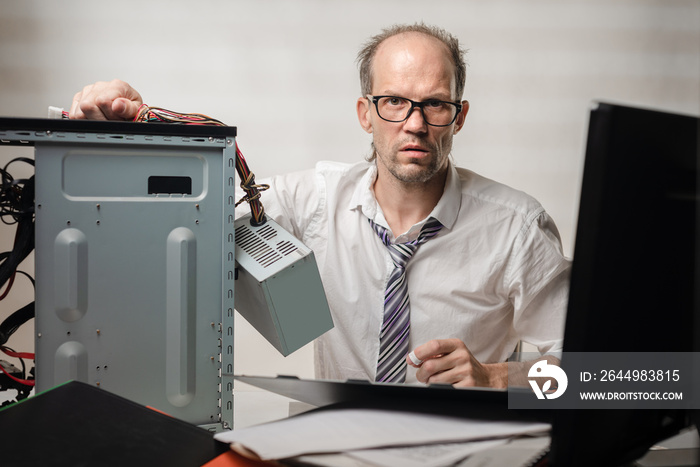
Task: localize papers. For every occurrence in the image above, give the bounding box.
[344,438,510,467]
[291,437,550,467]
[214,407,550,462]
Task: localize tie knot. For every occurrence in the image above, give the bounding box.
[368,218,443,268]
[388,243,418,268]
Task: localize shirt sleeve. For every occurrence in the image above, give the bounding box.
[505,209,571,355]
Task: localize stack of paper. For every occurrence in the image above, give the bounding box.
[214,407,550,466]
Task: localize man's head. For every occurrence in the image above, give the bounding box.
[356,24,469,184]
[357,23,467,101]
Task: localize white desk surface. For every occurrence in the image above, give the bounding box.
[0,383,310,430]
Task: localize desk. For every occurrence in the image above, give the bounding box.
[234,383,316,429]
[2,384,698,467]
[0,383,310,428]
[229,384,700,467]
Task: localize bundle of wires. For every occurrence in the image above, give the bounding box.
[0,157,36,393]
[0,157,35,298]
[133,105,269,225]
[233,144,268,226]
[133,104,227,126]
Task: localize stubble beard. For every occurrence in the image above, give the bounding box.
[373,138,450,185]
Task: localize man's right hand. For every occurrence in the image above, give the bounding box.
[69,79,143,121]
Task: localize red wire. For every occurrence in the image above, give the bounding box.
[1,346,34,360]
[0,346,35,386]
[0,362,34,386]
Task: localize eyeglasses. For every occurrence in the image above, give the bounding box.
[367,95,462,127]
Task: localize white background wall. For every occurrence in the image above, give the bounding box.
[1,0,698,383]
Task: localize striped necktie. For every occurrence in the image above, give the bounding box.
[368,217,443,383]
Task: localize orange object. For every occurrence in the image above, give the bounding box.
[201,450,273,467]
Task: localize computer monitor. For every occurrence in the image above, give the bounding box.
[550,102,699,466]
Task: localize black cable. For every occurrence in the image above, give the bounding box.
[0,301,34,347]
[0,157,36,369]
[0,158,34,226]
[0,174,34,291]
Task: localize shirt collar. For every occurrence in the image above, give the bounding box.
[350,160,462,234]
[350,161,380,219]
[432,161,462,231]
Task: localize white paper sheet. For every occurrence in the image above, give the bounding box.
[214,407,550,460]
[345,438,509,467]
[284,437,549,467]
[456,436,550,467]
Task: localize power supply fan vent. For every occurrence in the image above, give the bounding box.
[257,224,278,241]
[277,240,298,256]
[235,224,283,268]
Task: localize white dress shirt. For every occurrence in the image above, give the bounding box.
[256,160,570,384]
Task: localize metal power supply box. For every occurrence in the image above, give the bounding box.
[234,214,333,356]
[0,118,237,431]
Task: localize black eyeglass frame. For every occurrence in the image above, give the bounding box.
[367,95,463,127]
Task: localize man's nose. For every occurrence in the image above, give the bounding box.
[402,106,428,133]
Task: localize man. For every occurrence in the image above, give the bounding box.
[70,23,570,387]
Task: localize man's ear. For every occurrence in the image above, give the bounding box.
[356,97,373,134]
[453,100,470,135]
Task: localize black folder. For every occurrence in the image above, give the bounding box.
[235,374,549,423]
[0,380,228,467]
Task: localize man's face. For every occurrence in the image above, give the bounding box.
[357,33,469,185]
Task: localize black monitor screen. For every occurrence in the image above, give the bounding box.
[551,102,699,466]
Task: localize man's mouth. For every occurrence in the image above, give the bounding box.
[400,144,429,154]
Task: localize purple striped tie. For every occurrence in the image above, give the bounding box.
[369,217,443,383]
